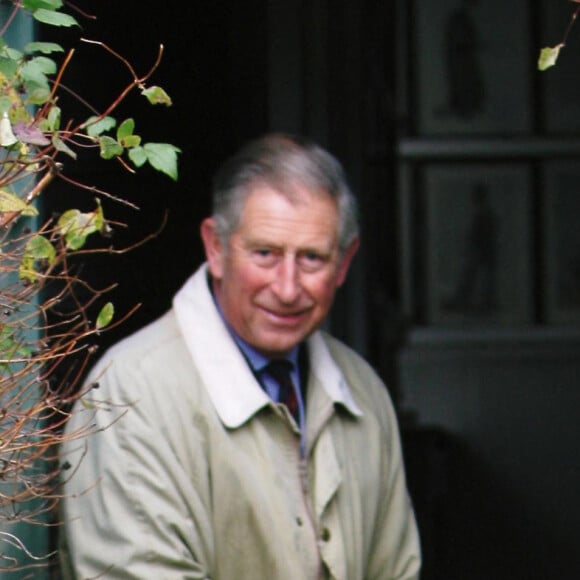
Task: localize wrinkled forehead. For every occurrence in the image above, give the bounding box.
[242,175,333,208]
[233,185,341,253]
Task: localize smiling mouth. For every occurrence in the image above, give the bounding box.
[261,306,309,324]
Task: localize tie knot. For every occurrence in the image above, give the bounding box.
[262,359,298,422]
[264,359,294,380]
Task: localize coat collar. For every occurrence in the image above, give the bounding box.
[173,264,362,428]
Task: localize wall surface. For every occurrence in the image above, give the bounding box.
[0,5,50,579]
[399,329,580,579]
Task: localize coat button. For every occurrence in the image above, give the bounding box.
[321,527,331,542]
[296,516,303,526]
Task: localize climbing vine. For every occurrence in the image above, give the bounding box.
[0,0,179,572]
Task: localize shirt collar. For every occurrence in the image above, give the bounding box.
[173,264,362,429]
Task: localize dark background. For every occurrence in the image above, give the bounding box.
[37,1,580,578]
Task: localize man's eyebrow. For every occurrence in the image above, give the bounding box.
[244,238,279,248]
[299,246,332,256]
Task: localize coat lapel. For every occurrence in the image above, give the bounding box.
[305,335,364,580]
[173,265,270,428]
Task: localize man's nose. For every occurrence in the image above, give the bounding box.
[272,257,301,303]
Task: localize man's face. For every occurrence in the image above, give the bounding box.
[201,185,359,357]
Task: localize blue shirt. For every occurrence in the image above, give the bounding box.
[212,291,307,453]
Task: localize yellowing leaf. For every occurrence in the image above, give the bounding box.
[538,44,564,71]
[24,234,56,262]
[19,235,56,282]
[0,189,38,216]
[141,86,172,106]
[58,201,105,250]
[120,134,141,148]
[96,302,114,330]
[19,255,37,282]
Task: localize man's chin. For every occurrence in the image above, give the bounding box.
[252,330,309,357]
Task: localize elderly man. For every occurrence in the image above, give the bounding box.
[60,134,421,579]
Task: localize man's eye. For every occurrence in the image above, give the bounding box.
[298,252,326,271]
[252,248,277,265]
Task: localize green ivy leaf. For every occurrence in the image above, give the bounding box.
[38,106,61,132]
[28,56,57,74]
[538,44,564,71]
[32,8,78,28]
[20,59,52,87]
[0,57,19,80]
[0,326,16,352]
[52,134,77,158]
[41,105,61,131]
[99,135,123,159]
[96,302,114,330]
[23,0,64,10]
[128,146,147,167]
[117,119,141,147]
[1,46,23,61]
[141,86,173,106]
[25,83,51,106]
[143,142,181,180]
[84,115,116,137]
[0,97,12,115]
[24,41,64,55]
[116,118,135,140]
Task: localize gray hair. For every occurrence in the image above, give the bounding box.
[211,133,359,253]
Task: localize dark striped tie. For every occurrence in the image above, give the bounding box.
[264,359,298,422]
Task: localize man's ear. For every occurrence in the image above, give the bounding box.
[335,236,360,288]
[200,217,225,279]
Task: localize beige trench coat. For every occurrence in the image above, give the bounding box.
[60,264,421,579]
